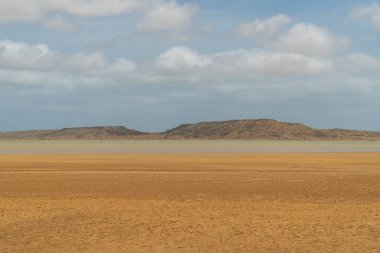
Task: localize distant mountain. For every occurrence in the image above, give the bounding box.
[0,126,143,140]
[162,119,380,140]
[1,119,380,140]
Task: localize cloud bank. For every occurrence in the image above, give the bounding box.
[351,3,380,28]
[1,1,380,132]
[0,0,199,36]
[1,24,378,96]
[235,14,291,37]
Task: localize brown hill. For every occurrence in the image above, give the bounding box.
[0,126,143,140]
[1,119,380,140]
[162,119,380,140]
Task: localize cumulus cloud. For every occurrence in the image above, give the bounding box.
[0,0,141,23]
[0,40,131,71]
[211,49,332,76]
[58,0,142,17]
[155,46,331,76]
[137,0,198,38]
[0,40,52,70]
[0,0,199,36]
[273,23,350,56]
[155,47,210,72]
[235,14,291,37]
[351,3,380,28]
[2,34,379,97]
[0,37,355,89]
[0,38,339,93]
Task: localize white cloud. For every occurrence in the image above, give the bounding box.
[0,0,199,35]
[351,3,380,28]
[0,40,109,71]
[0,0,142,23]
[2,36,380,98]
[0,0,201,40]
[137,1,198,33]
[235,14,291,37]
[273,23,350,56]
[0,38,337,92]
[156,46,210,72]
[155,46,331,76]
[58,0,142,17]
[0,39,142,88]
[0,40,51,70]
[0,38,334,90]
[211,49,332,76]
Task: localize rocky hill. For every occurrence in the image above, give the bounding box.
[1,119,380,140]
[162,119,380,140]
[0,126,143,140]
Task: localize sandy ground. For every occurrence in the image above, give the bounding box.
[0,153,379,252]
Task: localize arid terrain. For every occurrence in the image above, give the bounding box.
[2,119,380,140]
[0,153,379,252]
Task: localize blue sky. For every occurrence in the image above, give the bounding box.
[1,0,380,132]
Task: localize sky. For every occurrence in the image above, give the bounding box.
[1,0,380,132]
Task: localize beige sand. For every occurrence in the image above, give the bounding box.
[0,153,379,252]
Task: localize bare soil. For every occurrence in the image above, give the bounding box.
[0,153,379,252]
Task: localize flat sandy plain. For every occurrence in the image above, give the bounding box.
[0,142,380,252]
[2,140,380,153]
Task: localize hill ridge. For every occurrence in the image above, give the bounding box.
[1,119,380,140]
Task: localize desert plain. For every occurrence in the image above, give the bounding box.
[0,142,379,252]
